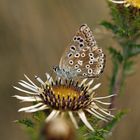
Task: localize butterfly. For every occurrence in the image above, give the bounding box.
[53,24,105,79]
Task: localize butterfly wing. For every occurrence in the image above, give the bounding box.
[73,46,106,78]
[59,24,105,78]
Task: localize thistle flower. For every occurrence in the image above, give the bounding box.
[13,73,115,131]
[109,0,140,9]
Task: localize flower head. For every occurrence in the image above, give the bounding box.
[14,73,115,131]
[109,0,140,9]
[43,117,76,140]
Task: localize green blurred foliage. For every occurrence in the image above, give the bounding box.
[102,2,140,95]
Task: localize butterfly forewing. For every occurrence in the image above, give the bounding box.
[59,24,105,78]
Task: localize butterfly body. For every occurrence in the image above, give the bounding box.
[53,66,77,79]
[53,24,105,79]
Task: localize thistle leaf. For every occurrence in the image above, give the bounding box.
[15,118,34,128]
[128,44,140,57]
[108,47,123,63]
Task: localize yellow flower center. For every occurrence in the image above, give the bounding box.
[52,86,80,100]
[126,0,140,8]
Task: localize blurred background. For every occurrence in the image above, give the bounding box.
[0,0,140,139]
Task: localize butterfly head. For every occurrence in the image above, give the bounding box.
[53,65,64,76]
[53,65,60,73]
[53,66,71,79]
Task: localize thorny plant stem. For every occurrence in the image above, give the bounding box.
[109,64,123,110]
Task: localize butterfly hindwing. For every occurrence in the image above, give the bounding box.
[75,46,105,78]
[59,24,105,78]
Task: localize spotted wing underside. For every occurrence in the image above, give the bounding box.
[59,24,105,78]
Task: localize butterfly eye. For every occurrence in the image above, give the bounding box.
[69,60,74,65]
[81,53,85,57]
[53,67,57,72]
